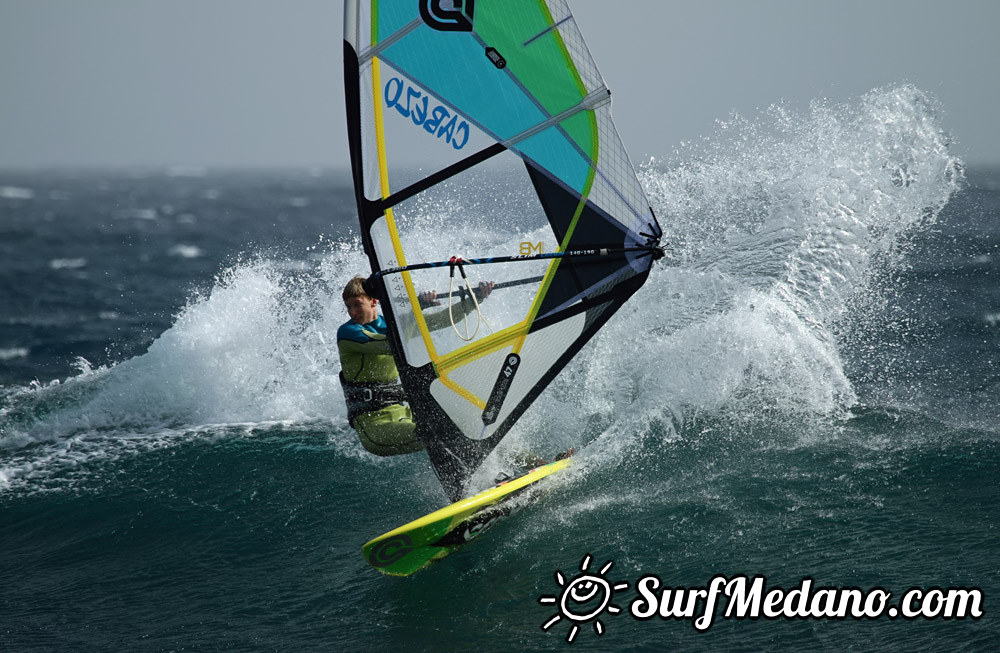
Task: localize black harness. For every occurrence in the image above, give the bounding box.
[339,372,408,425]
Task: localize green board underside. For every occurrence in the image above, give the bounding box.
[363,458,571,576]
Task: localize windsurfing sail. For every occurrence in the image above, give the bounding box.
[343,0,664,501]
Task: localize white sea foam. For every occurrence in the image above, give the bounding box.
[0,186,34,200]
[112,208,158,220]
[167,244,204,258]
[0,347,29,361]
[49,258,87,270]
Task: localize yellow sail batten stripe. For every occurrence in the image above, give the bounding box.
[432,321,545,412]
[438,374,487,410]
[435,323,534,410]
[437,322,527,374]
[371,56,441,364]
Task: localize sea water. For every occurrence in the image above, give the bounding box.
[1,85,997,650]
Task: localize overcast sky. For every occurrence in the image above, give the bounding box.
[2,0,998,169]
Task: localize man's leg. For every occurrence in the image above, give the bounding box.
[354,405,424,456]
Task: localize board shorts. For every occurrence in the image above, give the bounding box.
[352,403,425,456]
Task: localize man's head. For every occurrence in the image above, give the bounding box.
[343,275,379,325]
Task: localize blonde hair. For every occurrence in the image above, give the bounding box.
[342,275,369,302]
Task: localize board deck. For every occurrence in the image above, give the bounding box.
[363,458,572,576]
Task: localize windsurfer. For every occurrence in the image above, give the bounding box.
[337,275,495,456]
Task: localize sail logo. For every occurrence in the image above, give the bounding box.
[520,241,543,255]
[384,77,470,150]
[419,0,475,32]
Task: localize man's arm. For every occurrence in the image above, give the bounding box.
[419,281,495,333]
